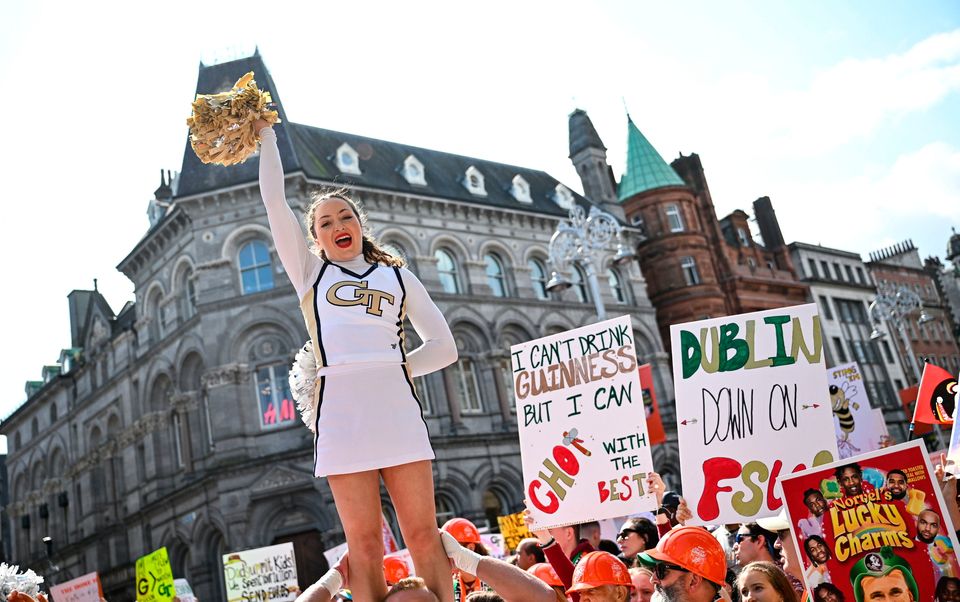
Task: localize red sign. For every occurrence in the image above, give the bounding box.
[638,364,666,446]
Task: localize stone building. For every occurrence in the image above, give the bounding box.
[866,240,960,381]
[0,53,674,601]
[787,242,911,440]
[924,228,960,345]
[568,112,809,349]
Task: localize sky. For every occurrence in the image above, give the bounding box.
[1,1,958,450]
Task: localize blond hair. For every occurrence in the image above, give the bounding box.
[304,188,405,267]
[385,577,437,600]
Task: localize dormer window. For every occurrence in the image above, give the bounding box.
[336,143,361,175]
[463,166,487,196]
[510,175,532,203]
[552,184,574,210]
[403,155,427,186]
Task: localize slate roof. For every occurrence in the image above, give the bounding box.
[617,117,686,201]
[175,53,597,220]
[568,109,606,157]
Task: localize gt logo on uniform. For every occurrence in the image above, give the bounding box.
[326,280,395,316]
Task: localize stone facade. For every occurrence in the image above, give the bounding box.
[866,241,960,381]
[787,242,912,440]
[0,55,675,601]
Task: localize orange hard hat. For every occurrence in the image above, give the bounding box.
[527,563,563,587]
[643,526,725,586]
[383,555,410,585]
[566,551,633,595]
[441,518,481,544]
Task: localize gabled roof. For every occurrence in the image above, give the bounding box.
[67,289,115,349]
[617,117,685,201]
[176,52,301,198]
[173,53,601,221]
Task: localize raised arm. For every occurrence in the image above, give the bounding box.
[399,268,458,377]
[441,532,555,602]
[257,123,320,296]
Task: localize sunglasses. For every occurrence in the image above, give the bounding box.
[735,533,757,544]
[654,563,690,580]
[617,529,639,540]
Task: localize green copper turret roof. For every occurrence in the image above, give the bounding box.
[617,116,685,201]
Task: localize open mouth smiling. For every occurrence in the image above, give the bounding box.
[334,233,353,249]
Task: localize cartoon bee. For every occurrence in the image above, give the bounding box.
[829,382,860,441]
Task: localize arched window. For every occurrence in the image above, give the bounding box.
[570,265,590,303]
[607,268,627,304]
[528,258,549,300]
[457,358,482,413]
[180,268,197,319]
[434,249,461,294]
[484,253,507,297]
[239,241,275,294]
[384,241,415,273]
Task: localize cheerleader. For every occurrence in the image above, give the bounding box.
[255,119,458,602]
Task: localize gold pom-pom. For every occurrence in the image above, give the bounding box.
[186,71,281,166]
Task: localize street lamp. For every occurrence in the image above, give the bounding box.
[546,205,637,321]
[868,283,931,383]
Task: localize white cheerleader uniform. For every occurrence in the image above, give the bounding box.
[258,128,458,476]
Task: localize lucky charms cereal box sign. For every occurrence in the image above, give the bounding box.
[780,441,960,602]
[513,316,657,529]
[670,303,840,524]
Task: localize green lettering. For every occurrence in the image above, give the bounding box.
[681,330,702,379]
[763,315,795,367]
[718,323,749,372]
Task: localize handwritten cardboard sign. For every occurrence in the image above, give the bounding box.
[223,542,298,602]
[513,315,656,530]
[828,362,887,459]
[670,303,839,524]
[780,440,960,601]
[497,511,534,553]
[136,548,175,602]
[50,573,102,602]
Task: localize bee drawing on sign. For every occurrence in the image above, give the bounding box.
[829,382,861,455]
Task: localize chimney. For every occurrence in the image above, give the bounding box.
[753,197,785,250]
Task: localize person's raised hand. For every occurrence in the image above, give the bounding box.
[646,472,666,506]
[522,500,552,545]
[675,497,693,525]
[334,551,350,587]
[253,118,271,134]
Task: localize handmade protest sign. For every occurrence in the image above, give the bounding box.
[639,364,667,446]
[780,440,960,602]
[828,362,886,459]
[50,572,102,602]
[670,303,839,524]
[497,511,534,553]
[513,315,656,529]
[173,580,196,602]
[222,542,298,602]
[136,548,175,602]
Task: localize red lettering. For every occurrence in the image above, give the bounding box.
[280,397,295,421]
[529,480,559,514]
[553,446,579,476]
[263,402,277,424]
[699,457,743,521]
[619,476,633,501]
[598,481,610,503]
[767,459,784,511]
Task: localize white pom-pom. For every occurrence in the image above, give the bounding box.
[0,563,44,598]
[289,341,319,434]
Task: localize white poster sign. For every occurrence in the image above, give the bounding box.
[223,542,298,602]
[323,541,349,569]
[670,303,839,524]
[827,361,886,458]
[513,315,656,530]
[50,573,101,602]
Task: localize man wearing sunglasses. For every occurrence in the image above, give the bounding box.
[733,523,779,566]
[640,526,727,602]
